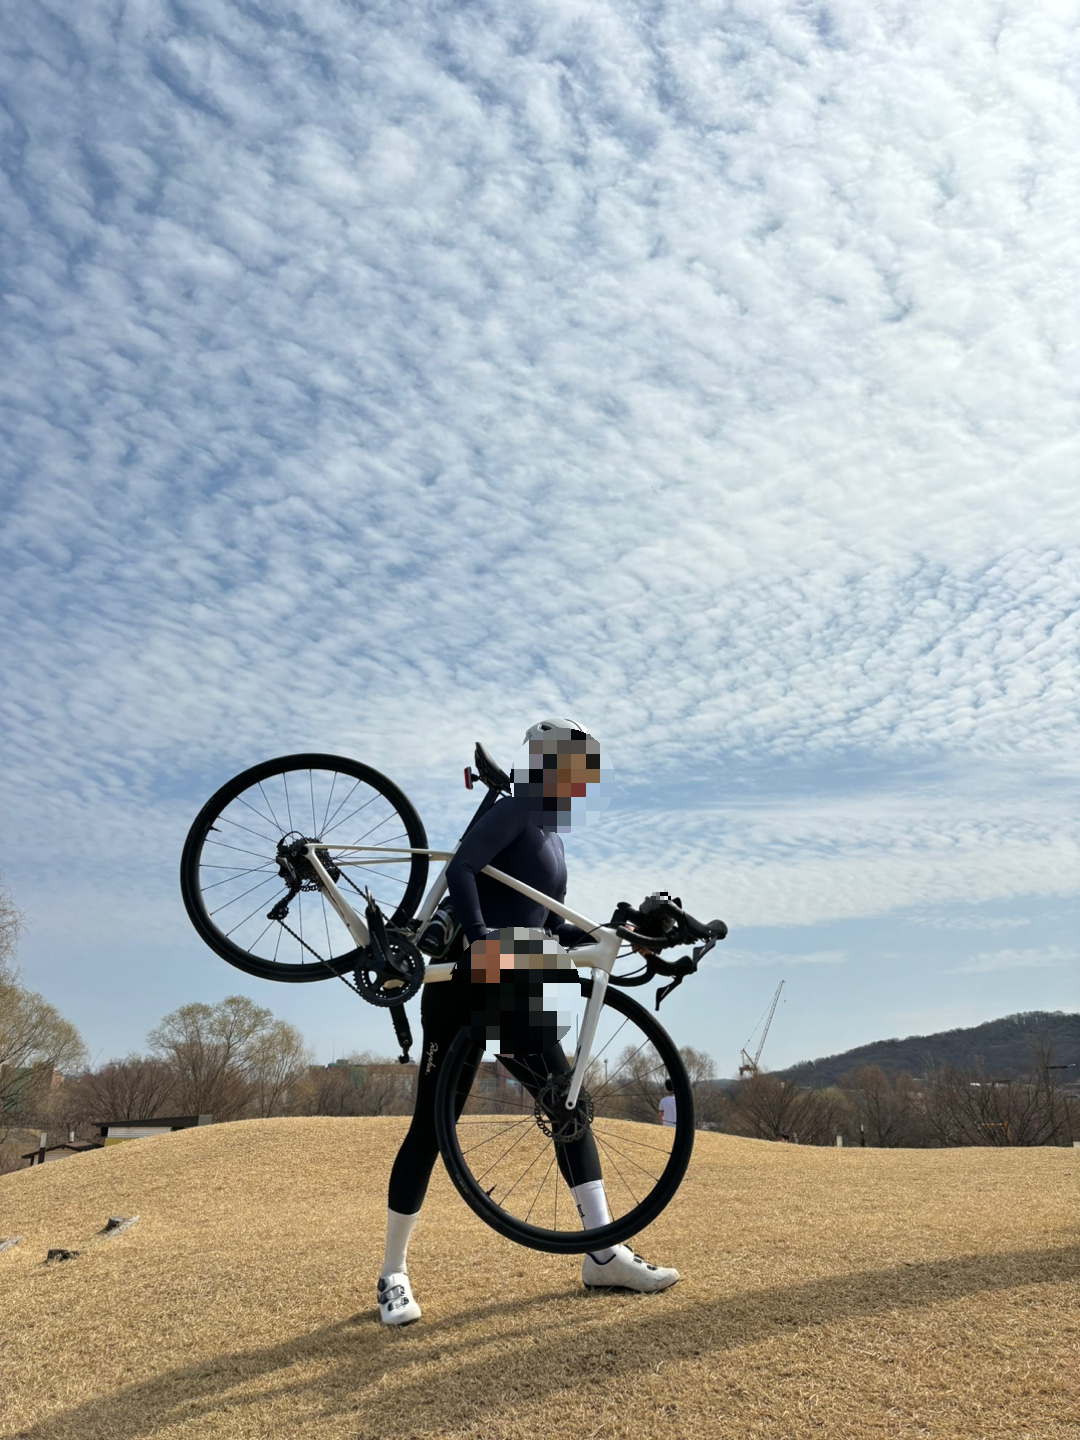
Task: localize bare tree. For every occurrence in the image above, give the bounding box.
[923,1038,1072,1147]
[246,1021,313,1118]
[0,877,86,1150]
[293,1053,412,1117]
[71,1056,177,1125]
[597,1042,670,1122]
[732,1073,851,1145]
[679,1046,717,1086]
[733,1072,803,1140]
[0,874,22,975]
[294,1063,367,1117]
[147,996,290,1120]
[842,1065,920,1146]
[0,977,87,1140]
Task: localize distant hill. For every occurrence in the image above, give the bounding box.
[778,1011,1080,1088]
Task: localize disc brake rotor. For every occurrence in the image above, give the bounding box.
[533,1073,594,1143]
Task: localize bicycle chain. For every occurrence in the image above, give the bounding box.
[272,912,421,1004]
[273,915,365,997]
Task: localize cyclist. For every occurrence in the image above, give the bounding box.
[377,719,680,1325]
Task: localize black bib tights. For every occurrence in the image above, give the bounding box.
[387,977,602,1216]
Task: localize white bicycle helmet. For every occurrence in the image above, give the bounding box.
[513,718,611,830]
[522,717,591,745]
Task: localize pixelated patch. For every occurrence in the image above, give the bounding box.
[468,929,573,1048]
[468,986,572,1051]
[509,725,614,831]
[499,927,576,972]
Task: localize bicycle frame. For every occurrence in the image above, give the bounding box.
[302,840,618,1111]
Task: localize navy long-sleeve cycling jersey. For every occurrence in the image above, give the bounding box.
[445,796,589,947]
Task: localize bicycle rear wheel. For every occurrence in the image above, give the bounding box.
[180,754,428,982]
[433,983,694,1253]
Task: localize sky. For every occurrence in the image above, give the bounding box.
[1,0,1077,1078]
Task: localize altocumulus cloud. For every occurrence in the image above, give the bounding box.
[0,0,1077,1066]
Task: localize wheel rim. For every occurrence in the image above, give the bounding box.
[181,755,428,982]
[437,985,693,1252]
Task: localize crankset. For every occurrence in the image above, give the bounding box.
[351,892,424,1006]
[352,933,424,1006]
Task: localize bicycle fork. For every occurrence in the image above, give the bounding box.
[564,931,619,1110]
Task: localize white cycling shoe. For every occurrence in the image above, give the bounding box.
[377,1272,422,1326]
[581,1245,680,1293]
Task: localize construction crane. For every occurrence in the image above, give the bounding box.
[738,980,785,1077]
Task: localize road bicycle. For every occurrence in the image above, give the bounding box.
[180,745,726,1254]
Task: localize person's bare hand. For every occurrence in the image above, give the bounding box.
[469,931,511,984]
[622,920,655,957]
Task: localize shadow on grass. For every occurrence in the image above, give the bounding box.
[11,1245,1080,1439]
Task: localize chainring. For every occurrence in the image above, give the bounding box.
[352,933,424,1007]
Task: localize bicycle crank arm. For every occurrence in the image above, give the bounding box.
[303,845,370,949]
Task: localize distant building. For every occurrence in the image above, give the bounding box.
[97,1115,213,1145]
[22,1138,103,1166]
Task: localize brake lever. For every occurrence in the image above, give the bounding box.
[653,935,717,1010]
[654,956,695,1009]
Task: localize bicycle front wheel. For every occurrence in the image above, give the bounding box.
[180,754,429,982]
[433,983,694,1253]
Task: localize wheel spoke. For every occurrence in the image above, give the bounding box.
[522,1152,558,1226]
[465,1116,540,1177]
[440,986,692,1250]
[351,811,406,844]
[591,1132,648,1207]
[215,813,283,848]
[457,1113,534,1158]
[199,867,277,893]
[237,791,283,835]
[220,890,288,935]
[322,778,366,834]
[592,1128,667,1186]
[335,865,409,888]
[492,1134,554,1206]
[206,872,279,917]
[184,757,427,978]
[319,771,340,836]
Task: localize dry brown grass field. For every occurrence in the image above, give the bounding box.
[1,1118,1077,1440]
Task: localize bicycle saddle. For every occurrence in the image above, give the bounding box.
[473,742,512,793]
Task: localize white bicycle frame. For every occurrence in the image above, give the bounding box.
[302,841,618,1111]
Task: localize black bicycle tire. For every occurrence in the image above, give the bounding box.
[180,753,429,983]
[433,983,694,1253]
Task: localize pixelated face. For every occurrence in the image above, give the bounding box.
[511,726,613,831]
[536,737,600,799]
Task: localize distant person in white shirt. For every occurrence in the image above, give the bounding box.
[658,1078,677,1127]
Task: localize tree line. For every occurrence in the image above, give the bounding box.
[0,876,417,1172]
[0,983,420,1172]
[695,1046,1079,1147]
[2,874,1076,1168]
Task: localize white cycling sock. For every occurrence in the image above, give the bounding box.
[569,1180,616,1263]
[381,1208,420,1277]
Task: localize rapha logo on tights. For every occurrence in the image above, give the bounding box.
[425,1041,438,1074]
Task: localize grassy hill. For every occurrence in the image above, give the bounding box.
[779,1010,1080,1088]
[1,1117,1077,1440]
